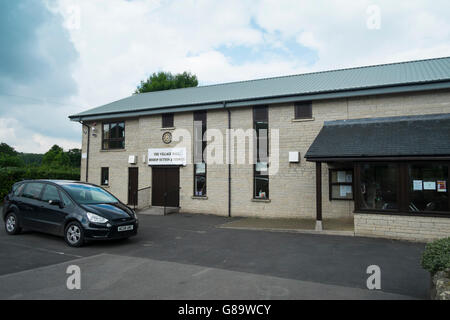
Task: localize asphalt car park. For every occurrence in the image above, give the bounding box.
[0,212,429,299]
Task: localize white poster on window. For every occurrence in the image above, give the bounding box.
[340,185,352,197]
[423,181,436,190]
[337,171,346,183]
[413,180,423,191]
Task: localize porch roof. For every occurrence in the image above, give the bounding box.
[305,113,450,161]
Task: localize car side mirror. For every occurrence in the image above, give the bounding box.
[49,199,64,208]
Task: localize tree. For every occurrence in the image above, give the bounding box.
[42,145,70,168]
[0,142,18,156]
[135,71,198,94]
[67,148,81,168]
[0,142,24,168]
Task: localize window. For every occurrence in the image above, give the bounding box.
[294,102,312,119]
[60,191,74,207]
[358,163,399,210]
[194,163,206,196]
[162,113,174,128]
[193,111,207,196]
[22,183,44,200]
[101,167,109,186]
[102,122,125,149]
[253,106,269,199]
[62,183,119,205]
[356,162,450,216]
[13,183,25,196]
[329,169,353,200]
[408,163,449,213]
[41,184,61,202]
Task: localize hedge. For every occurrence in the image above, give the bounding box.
[421,237,450,274]
[0,167,80,201]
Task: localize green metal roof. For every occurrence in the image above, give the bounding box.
[69,57,450,121]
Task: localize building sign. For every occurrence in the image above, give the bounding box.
[148,148,186,166]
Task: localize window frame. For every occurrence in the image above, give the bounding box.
[354,161,450,217]
[101,167,109,186]
[328,168,354,201]
[294,102,313,120]
[162,113,174,128]
[102,121,125,150]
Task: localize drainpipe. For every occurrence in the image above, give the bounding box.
[79,121,90,182]
[224,102,231,218]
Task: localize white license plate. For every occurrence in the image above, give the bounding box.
[118,225,133,232]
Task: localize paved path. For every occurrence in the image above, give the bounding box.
[0,254,414,299]
[0,213,429,299]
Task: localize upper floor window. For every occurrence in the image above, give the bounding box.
[102,122,125,150]
[162,113,174,128]
[294,102,312,119]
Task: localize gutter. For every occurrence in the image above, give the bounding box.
[224,101,231,218]
[79,121,90,182]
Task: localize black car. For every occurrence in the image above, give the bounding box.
[2,180,138,247]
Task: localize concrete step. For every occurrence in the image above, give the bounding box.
[137,206,180,216]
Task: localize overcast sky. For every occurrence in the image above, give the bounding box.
[1,0,449,153]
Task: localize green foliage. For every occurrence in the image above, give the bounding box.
[421,237,450,274]
[135,71,198,94]
[0,142,81,201]
[0,167,80,201]
[42,144,71,168]
[0,142,18,156]
[18,153,44,166]
[67,148,81,168]
[0,143,24,167]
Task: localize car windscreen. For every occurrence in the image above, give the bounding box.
[62,184,119,205]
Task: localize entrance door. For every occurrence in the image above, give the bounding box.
[152,167,180,207]
[128,167,138,206]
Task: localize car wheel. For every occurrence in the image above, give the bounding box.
[65,221,85,247]
[5,212,22,235]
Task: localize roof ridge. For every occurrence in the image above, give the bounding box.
[134,56,450,96]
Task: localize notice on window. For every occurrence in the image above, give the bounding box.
[413,180,423,191]
[437,181,447,193]
[340,185,352,197]
[337,171,346,183]
[423,181,436,190]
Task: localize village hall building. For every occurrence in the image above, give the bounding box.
[69,57,450,242]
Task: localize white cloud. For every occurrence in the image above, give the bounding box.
[0,117,80,153]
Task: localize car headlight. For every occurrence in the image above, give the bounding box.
[87,212,108,224]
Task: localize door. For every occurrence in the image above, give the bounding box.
[128,167,139,206]
[39,184,67,235]
[152,167,180,207]
[18,182,45,230]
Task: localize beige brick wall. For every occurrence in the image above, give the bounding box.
[79,89,450,224]
[355,214,450,242]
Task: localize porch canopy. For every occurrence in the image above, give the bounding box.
[304,113,450,231]
[305,113,450,162]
